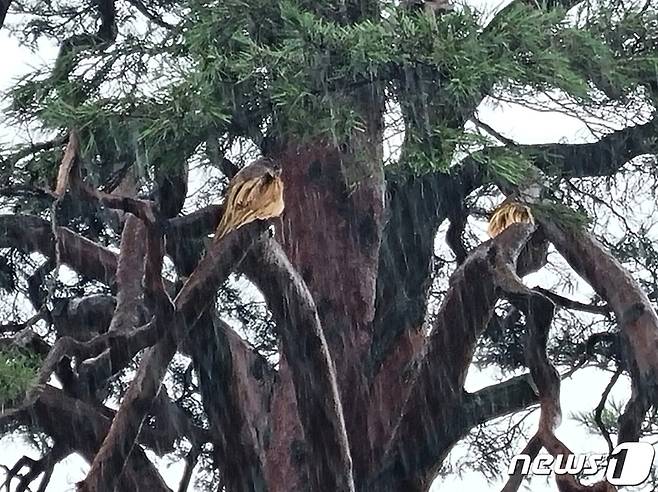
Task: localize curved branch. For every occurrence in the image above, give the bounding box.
[594,368,623,454]
[0,214,118,286]
[124,0,176,30]
[1,443,69,492]
[240,238,355,492]
[369,223,537,491]
[79,221,268,492]
[540,218,658,444]
[370,115,658,416]
[493,250,613,492]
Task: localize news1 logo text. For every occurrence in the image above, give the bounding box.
[508,442,655,486]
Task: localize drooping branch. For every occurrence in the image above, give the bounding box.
[0,215,118,285]
[0,442,69,492]
[502,287,614,492]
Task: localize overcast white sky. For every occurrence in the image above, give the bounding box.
[0,1,655,490]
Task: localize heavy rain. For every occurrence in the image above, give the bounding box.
[1,0,658,491]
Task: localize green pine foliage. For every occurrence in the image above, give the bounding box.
[3,0,656,189]
[0,347,41,408]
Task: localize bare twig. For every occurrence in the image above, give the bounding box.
[533,286,612,315]
[124,0,176,30]
[595,367,623,454]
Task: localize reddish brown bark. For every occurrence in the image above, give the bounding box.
[108,215,147,331]
[540,219,658,442]
[187,313,275,491]
[270,140,384,477]
[79,221,267,492]
[2,104,658,492]
[242,238,355,491]
[369,224,537,491]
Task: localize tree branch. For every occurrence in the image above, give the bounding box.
[370,115,658,430]
[507,287,614,492]
[31,386,170,491]
[177,447,198,492]
[532,287,611,315]
[1,442,69,492]
[167,202,278,489]
[0,0,11,30]
[79,221,267,492]
[51,0,116,83]
[74,215,147,396]
[240,238,355,492]
[539,218,658,444]
[0,214,118,286]
[462,374,539,428]
[371,162,482,372]
[124,0,176,30]
[369,223,537,491]
[186,313,274,491]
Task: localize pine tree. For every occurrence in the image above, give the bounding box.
[0,0,658,490]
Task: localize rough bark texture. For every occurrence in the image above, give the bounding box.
[540,219,658,442]
[78,220,268,492]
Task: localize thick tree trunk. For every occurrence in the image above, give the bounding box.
[269,136,384,479]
